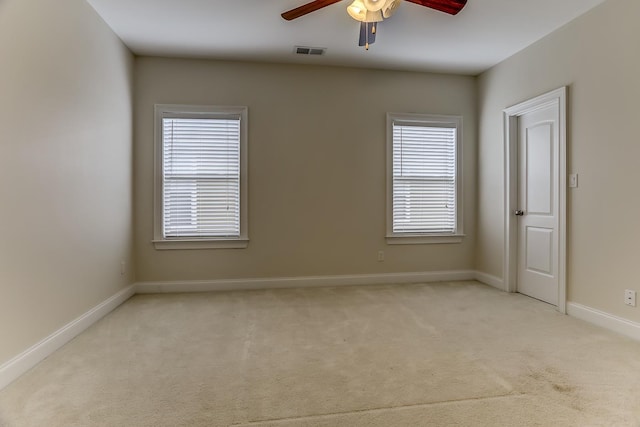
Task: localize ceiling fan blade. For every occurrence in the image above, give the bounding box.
[404,0,467,15]
[281,0,344,21]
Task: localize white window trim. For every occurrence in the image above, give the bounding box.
[386,112,464,245]
[153,104,249,250]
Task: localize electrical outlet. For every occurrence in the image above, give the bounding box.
[624,290,636,307]
[377,251,385,262]
[120,261,126,276]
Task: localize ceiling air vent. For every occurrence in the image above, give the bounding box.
[294,46,326,56]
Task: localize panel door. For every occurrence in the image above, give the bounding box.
[517,104,559,305]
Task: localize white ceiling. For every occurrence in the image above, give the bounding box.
[87,0,605,75]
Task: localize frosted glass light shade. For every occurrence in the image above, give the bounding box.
[347,0,367,21]
[382,0,401,18]
[348,0,383,22]
[348,0,384,22]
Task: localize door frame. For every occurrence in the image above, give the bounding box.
[503,87,567,314]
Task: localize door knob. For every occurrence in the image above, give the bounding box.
[515,210,524,216]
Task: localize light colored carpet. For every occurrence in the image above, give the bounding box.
[1,281,640,426]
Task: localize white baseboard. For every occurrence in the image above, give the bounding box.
[567,302,640,341]
[135,270,478,294]
[474,271,505,291]
[0,285,135,391]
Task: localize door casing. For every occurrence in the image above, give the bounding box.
[503,87,567,314]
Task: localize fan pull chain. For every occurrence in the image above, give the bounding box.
[359,21,377,51]
[365,23,377,50]
[366,22,369,50]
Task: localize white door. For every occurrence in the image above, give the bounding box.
[516,103,560,305]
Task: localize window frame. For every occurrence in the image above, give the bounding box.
[153,104,249,250]
[386,112,464,245]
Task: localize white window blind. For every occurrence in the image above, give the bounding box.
[162,116,241,238]
[392,122,457,234]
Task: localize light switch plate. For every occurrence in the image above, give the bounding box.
[569,174,578,188]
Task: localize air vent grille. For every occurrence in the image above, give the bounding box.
[294,46,326,56]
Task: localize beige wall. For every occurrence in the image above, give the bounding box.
[477,0,640,321]
[0,0,134,365]
[135,58,477,281]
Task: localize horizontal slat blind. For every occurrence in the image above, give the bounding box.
[393,123,456,234]
[162,117,240,238]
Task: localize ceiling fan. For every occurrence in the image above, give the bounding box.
[282,0,468,49]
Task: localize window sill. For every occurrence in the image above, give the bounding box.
[152,238,249,250]
[386,234,465,245]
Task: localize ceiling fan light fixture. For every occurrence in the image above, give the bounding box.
[347,0,367,21]
[382,0,401,18]
[282,0,468,50]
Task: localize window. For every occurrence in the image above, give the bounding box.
[153,105,248,249]
[386,113,463,244]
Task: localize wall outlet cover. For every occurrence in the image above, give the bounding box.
[624,289,636,307]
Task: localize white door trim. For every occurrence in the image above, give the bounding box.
[503,87,567,314]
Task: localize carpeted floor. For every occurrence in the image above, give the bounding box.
[1,281,640,426]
